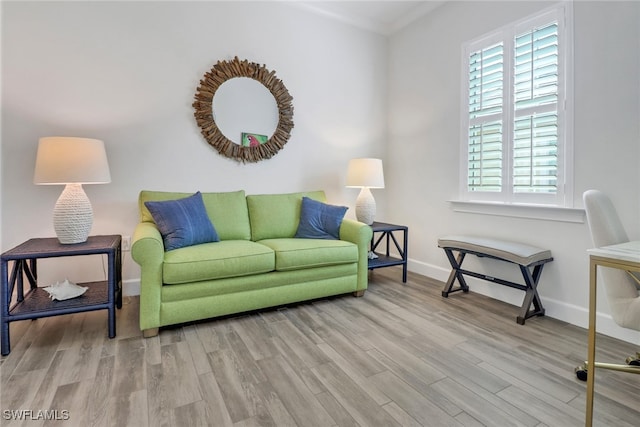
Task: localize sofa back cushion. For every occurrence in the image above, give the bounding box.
[247,191,326,241]
[139,190,251,241]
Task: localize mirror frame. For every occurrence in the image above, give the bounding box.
[193,57,294,163]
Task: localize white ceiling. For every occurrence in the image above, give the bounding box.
[295,1,445,35]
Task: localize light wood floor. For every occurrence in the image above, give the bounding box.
[1,267,639,426]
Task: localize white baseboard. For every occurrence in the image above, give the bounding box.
[123,279,140,297]
[407,258,640,344]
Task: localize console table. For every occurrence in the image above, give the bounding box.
[368,222,408,282]
[584,241,640,426]
[0,235,122,356]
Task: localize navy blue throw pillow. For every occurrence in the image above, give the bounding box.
[295,196,348,240]
[144,191,219,251]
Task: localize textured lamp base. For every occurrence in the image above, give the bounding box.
[355,187,376,225]
[53,184,93,244]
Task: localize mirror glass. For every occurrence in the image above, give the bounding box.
[213,77,278,145]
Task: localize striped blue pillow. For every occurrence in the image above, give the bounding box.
[295,196,347,240]
[145,191,219,251]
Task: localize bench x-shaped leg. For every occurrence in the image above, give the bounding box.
[517,263,546,325]
[441,249,469,297]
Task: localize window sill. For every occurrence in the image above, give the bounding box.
[449,200,585,223]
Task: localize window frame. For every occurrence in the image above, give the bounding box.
[459,2,573,207]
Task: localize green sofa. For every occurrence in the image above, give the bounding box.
[131,190,372,337]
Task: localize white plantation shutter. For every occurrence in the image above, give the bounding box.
[469,44,504,119]
[513,23,559,194]
[461,4,570,205]
[468,43,504,192]
[468,121,503,191]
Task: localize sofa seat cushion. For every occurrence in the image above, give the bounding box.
[163,240,275,284]
[258,238,358,271]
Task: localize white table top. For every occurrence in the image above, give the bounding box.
[587,240,640,264]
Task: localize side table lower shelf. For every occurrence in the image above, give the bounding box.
[9,281,111,319]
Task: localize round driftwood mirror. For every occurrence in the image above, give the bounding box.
[193,57,294,163]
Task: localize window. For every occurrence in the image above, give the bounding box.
[460,4,572,206]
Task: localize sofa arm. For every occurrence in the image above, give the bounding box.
[131,222,164,332]
[340,219,373,292]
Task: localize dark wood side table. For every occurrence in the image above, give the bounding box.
[368,222,408,283]
[1,235,122,356]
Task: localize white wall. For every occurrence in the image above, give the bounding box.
[387,1,640,342]
[1,1,388,290]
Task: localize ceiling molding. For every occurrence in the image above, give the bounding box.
[386,1,445,34]
[291,1,446,36]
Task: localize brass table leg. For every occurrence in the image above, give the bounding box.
[585,258,598,427]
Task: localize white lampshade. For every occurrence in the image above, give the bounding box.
[34,137,111,244]
[34,137,111,185]
[346,158,384,225]
[346,158,385,189]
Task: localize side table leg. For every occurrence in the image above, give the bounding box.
[1,260,10,356]
[116,244,123,309]
[108,250,117,338]
[108,307,116,339]
[402,229,408,283]
[1,321,9,356]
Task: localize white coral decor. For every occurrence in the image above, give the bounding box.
[43,279,88,301]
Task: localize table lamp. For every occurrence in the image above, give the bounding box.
[346,158,385,225]
[34,137,111,244]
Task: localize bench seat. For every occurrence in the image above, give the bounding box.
[438,235,553,324]
[438,236,552,266]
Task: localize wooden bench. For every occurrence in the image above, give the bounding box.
[438,235,553,324]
